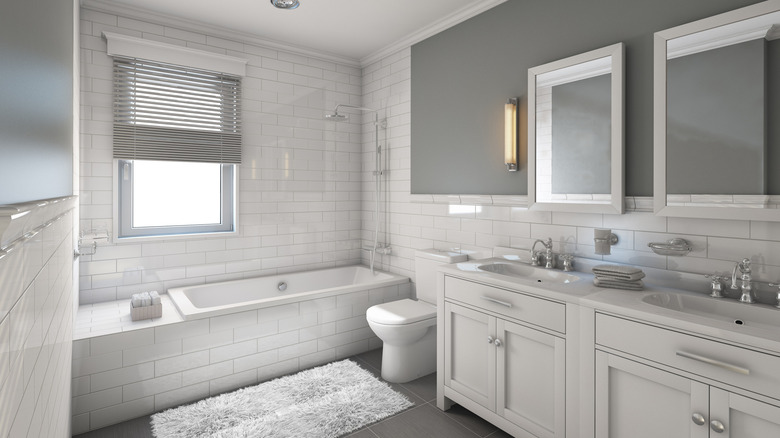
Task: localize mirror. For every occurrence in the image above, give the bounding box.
[528,43,624,214]
[654,1,780,221]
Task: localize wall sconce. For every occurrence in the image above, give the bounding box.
[594,228,618,255]
[505,98,518,171]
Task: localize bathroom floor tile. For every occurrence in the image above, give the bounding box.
[74,350,505,438]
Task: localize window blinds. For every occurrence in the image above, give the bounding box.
[113,57,242,164]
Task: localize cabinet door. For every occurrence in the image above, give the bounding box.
[710,388,780,437]
[444,302,496,411]
[595,351,709,438]
[497,319,565,438]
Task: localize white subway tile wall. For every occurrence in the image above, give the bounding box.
[70,283,410,434]
[79,8,365,305]
[0,208,74,438]
[360,47,780,290]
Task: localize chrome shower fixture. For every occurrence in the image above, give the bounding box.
[270,0,299,10]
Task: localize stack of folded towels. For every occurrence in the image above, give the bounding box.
[131,291,161,308]
[592,264,645,290]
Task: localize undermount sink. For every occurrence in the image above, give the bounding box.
[642,292,780,331]
[477,261,581,284]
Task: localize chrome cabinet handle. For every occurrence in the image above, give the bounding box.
[494,339,502,348]
[710,420,725,433]
[481,296,513,308]
[488,336,494,344]
[676,351,750,375]
[691,413,706,426]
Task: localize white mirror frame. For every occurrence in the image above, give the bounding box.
[528,43,625,214]
[654,0,780,221]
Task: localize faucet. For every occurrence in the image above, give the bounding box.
[531,238,554,269]
[731,258,754,304]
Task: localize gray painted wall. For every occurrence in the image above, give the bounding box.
[0,0,74,205]
[667,40,765,195]
[410,0,761,195]
[551,74,612,194]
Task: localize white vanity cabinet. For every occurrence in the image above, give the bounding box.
[594,313,780,437]
[439,276,567,438]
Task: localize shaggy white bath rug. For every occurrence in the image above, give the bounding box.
[151,359,413,438]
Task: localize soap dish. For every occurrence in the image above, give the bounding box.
[648,238,692,256]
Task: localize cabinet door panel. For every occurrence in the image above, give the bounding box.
[595,351,709,438]
[710,387,780,437]
[497,319,565,438]
[444,302,496,411]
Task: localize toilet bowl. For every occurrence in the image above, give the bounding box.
[366,249,467,383]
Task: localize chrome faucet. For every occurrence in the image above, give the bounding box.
[531,238,554,269]
[731,258,754,304]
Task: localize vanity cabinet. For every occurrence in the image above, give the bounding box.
[440,276,566,438]
[594,313,780,437]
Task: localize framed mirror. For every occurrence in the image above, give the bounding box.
[654,0,780,221]
[528,43,624,214]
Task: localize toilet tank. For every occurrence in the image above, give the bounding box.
[414,249,468,305]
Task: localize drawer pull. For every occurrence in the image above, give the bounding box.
[691,413,706,426]
[710,420,725,433]
[676,351,750,376]
[481,296,513,308]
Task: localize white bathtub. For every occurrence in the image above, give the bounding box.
[168,265,409,320]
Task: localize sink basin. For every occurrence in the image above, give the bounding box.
[642,292,780,331]
[477,262,580,284]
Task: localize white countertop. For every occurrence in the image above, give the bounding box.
[439,256,780,355]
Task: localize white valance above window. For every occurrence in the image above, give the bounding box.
[103,31,248,77]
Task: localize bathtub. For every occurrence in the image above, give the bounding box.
[168,265,409,320]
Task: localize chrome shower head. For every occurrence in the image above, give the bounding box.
[324,112,348,121]
[270,0,299,10]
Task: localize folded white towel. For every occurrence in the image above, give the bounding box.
[140,292,152,307]
[593,277,644,291]
[131,293,143,308]
[149,291,161,305]
[592,264,646,281]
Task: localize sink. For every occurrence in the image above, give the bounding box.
[642,292,780,331]
[477,262,580,284]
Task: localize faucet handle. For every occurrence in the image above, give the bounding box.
[705,273,727,298]
[768,283,780,308]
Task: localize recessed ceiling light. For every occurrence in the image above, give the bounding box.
[270,0,300,10]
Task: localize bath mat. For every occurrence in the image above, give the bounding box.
[151,359,413,438]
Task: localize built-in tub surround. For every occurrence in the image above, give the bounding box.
[169,265,407,319]
[71,267,410,434]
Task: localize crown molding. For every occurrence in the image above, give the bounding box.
[360,0,507,66]
[82,0,506,69]
[81,0,363,68]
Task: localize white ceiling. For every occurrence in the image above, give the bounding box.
[86,0,506,65]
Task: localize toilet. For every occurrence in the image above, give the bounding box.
[366,249,468,383]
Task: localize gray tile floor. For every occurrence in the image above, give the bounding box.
[74,348,513,438]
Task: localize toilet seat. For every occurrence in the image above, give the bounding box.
[366,299,436,325]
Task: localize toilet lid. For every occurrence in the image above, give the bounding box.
[367,299,436,325]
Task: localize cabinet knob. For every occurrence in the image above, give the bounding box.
[494,339,502,348]
[691,413,706,426]
[710,420,725,433]
[488,336,494,344]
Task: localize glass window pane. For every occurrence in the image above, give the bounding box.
[132,160,222,227]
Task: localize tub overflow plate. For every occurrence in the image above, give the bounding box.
[278,281,287,292]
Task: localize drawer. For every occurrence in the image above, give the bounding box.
[596,313,780,401]
[444,276,565,333]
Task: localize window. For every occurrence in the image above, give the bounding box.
[112,57,241,239]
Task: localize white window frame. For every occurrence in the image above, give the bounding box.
[115,160,237,240]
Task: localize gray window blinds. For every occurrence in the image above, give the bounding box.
[113,57,242,164]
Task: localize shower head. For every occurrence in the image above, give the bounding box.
[324,104,377,122]
[324,111,348,121]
